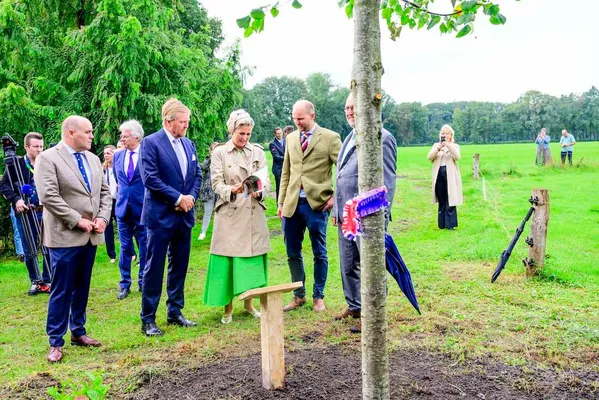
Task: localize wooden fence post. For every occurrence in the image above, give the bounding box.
[473,153,480,180]
[525,189,549,277]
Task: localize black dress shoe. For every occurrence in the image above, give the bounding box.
[167,314,197,327]
[142,322,164,336]
[117,288,131,300]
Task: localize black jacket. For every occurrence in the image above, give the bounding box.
[0,156,35,208]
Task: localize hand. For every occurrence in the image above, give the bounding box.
[321,196,334,212]
[277,206,283,220]
[15,199,29,213]
[76,218,95,233]
[231,183,244,195]
[93,218,107,234]
[332,216,337,227]
[178,195,195,212]
[251,191,262,199]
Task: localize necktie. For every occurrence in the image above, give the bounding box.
[74,153,91,192]
[173,139,187,179]
[127,151,135,181]
[301,131,311,152]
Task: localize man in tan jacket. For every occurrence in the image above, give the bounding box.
[35,116,112,363]
[278,100,342,312]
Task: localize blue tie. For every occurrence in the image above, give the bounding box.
[173,139,187,179]
[74,152,91,192]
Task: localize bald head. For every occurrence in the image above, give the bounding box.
[61,115,94,152]
[292,100,316,132]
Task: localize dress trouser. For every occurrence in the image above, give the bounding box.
[435,166,458,229]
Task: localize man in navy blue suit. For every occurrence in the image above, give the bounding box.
[269,127,285,201]
[139,98,201,336]
[113,120,147,300]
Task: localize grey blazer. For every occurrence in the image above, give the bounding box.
[35,142,112,248]
[333,128,397,223]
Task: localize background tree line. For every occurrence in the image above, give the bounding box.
[0,0,244,251]
[242,73,599,145]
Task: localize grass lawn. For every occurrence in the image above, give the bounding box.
[0,141,598,398]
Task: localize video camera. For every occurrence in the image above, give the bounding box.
[2,132,19,156]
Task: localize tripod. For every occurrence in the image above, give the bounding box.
[2,134,52,291]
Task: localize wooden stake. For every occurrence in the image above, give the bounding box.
[526,189,549,277]
[238,281,303,390]
[473,153,480,180]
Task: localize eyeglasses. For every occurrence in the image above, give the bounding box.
[120,134,132,140]
[344,106,354,112]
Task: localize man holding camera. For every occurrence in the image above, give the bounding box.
[1,132,52,295]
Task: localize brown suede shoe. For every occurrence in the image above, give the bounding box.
[283,296,306,312]
[70,335,102,347]
[313,298,326,312]
[47,346,63,363]
[334,308,361,320]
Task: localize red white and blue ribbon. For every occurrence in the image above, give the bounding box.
[341,186,389,240]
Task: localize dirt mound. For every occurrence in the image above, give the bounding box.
[130,347,598,399]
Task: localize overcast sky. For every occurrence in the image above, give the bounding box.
[201,0,598,105]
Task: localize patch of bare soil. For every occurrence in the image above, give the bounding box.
[130,346,598,399]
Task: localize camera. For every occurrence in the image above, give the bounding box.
[2,133,18,158]
[440,137,446,143]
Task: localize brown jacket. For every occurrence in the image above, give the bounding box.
[210,140,271,257]
[427,142,463,207]
[35,142,112,248]
[278,125,342,217]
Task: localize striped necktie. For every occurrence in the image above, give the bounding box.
[301,131,311,152]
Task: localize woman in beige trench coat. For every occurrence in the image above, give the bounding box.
[203,109,271,324]
[427,124,463,230]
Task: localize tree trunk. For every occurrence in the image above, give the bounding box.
[352,1,389,399]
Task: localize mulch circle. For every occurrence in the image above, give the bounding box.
[130,346,598,399]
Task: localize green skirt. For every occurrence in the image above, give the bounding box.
[203,254,268,307]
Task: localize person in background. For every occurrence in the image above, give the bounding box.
[284,125,294,139]
[560,129,576,166]
[535,128,552,166]
[113,120,147,300]
[197,142,220,241]
[1,132,52,295]
[103,145,118,263]
[204,109,270,324]
[10,207,25,262]
[269,127,285,201]
[427,124,463,230]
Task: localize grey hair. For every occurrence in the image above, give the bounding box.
[226,109,254,135]
[119,119,144,141]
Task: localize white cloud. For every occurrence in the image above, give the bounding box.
[201,0,599,104]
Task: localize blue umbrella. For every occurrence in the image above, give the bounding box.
[385,233,421,315]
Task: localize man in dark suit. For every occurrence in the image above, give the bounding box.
[139,98,202,336]
[0,132,51,295]
[332,93,397,333]
[35,116,112,362]
[269,127,285,201]
[113,120,147,300]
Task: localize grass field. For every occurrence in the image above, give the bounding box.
[0,141,598,398]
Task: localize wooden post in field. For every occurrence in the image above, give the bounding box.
[473,153,480,180]
[238,281,303,390]
[526,189,549,277]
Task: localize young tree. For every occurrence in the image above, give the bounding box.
[239,1,511,398]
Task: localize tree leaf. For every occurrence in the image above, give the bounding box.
[292,0,302,9]
[250,8,265,19]
[236,15,251,29]
[490,13,506,25]
[270,7,279,18]
[427,15,441,30]
[461,0,479,12]
[456,24,472,38]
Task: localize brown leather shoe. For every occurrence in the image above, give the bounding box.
[313,298,326,312]
[47,346,63,363]
[350,323,361,334]
[70,335,102,347]
[334,308,360,320]
[283,296,306,312]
